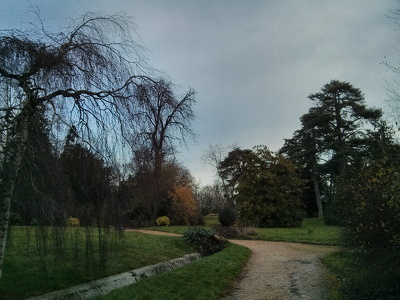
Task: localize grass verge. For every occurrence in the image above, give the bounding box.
[146,217,341,245]
[253,218,341,245]
[322,250,400,299]
[143,215,220,234]
[98,242,251,300]
[0,226,196,300]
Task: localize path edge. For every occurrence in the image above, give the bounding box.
[27,253,201,300]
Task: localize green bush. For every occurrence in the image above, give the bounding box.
[335,160,400,252]
[218,206,236,226]
[156,216,170,226]
[236,146,306,228]
[183,226,225,256]
[324,159,400,299]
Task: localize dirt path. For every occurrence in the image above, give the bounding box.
[129,230,335,299]
[223,240,335,300]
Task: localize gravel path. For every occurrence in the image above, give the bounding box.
[223,240,335,300]
[130,230,335,299]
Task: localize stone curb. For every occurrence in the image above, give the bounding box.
[27,253,201,300]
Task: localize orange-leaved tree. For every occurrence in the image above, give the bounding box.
[169,186,201,226]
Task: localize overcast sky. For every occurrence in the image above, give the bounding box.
[1,0,399,185]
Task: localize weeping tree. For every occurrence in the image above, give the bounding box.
[0,13,148,278]
[11,106,67,226]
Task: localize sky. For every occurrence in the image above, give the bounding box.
[1,0,400,185]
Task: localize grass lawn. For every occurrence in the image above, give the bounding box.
[203,214,220,226]
[0,226,196,300]
[97,242,251,300]
[253,218,341,245]
[146,216,342,245]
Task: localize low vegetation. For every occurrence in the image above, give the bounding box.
[9,216,398,299]
[146,217,341,246]
[183,226,226,256]
[323,251,400,300]
[3,217,338,299]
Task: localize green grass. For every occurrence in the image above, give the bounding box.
[98,242,251,300]
[252,218,341,245]
[0,226,196,300]
[203,214,220,226]
[146,217,341,245]
[322,251,353,300]
[144,215,220,234]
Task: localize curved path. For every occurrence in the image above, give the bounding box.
[131,230,335,299]
[128,229,182,237]
[223,240,334,300]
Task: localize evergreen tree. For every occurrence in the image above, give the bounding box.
[281,80,382,220]
[59,133,115,226]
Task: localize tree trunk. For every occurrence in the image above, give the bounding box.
[312,158,323,218]
[0,188,12,278]
[0,112,29,278]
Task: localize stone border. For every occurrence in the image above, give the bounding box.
[27,253,201,300]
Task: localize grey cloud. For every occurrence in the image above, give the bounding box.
[1,0,399,185]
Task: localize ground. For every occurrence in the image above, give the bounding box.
[223,240,335,300]
[134,230,335,299]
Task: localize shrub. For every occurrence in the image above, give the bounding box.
[215,226,240,239]
[67,217,80,227]
[214,226,257,239]
[218,206,236,226]
[183,226,226,256]
[335,160,400,252]
[328,159,400,299]
[188,212,205,226]
[156,216,170,226]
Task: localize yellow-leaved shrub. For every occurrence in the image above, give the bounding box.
[67,217,80,227]
[156,216,170,226]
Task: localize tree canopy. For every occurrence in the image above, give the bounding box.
[217,146,305,227]
[281,80,383,219]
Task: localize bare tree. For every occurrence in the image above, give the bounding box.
[195,181,225,214]
[0,12,148,278]
[201,142,237,170]
[202,143,242,207]
[129,78,196,221]
[133,78,196,174]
